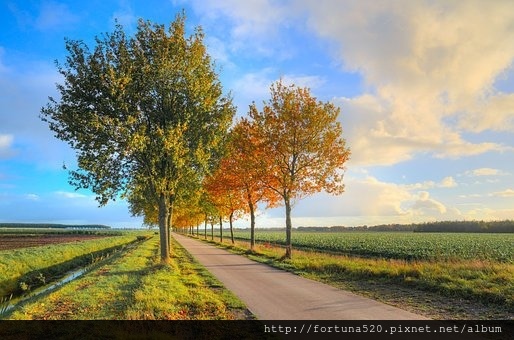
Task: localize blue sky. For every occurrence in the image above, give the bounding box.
[1,0,513,228]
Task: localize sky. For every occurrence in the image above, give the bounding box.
[1,0,513,229]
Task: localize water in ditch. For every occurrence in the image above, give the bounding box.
[0,266,91,316]
[0,242,138,318]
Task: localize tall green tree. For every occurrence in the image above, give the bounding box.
[41,14,234,262]
[248,80,350,258]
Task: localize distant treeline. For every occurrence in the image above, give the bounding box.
[413,220,514,233]
[294,220,514,233]
[0,223,111,229]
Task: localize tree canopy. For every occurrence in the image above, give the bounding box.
[247,80,350,258]
[41,14,235,262]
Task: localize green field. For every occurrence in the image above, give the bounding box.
[229,230,513,262]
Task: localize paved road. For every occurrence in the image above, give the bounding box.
[172,233,429,320]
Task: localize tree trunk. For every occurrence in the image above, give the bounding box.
[284,195,292,259]
[167,201,173,253]
[249,200,255,251]
[229,211,234,244]
[210,222,214,240]
[158,193,170,262]
[219,216,223,243]
[204,215,207,239]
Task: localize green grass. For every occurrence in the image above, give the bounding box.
[0,232,144,298]
[125,237,247,320]
[197,232,514,319]
[6,235,250,320]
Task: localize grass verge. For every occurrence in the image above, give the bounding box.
[0,233,145,298]
[193,236,513,320]
[5,235,251,320]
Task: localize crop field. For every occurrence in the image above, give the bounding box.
[229,230,513,263]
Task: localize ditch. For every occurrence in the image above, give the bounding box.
[0,236,150,318]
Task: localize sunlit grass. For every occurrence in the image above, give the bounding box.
[0,233,142,298]
[125,237,246,320]
[7,234,159,319]
[6,235,249,320]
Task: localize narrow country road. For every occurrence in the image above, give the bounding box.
[172,233,429,320]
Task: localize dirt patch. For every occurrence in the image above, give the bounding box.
[0,234,110,251]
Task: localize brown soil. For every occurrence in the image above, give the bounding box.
[0,234,109,251]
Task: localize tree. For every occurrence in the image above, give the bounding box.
[248,80,350,258]
[41,14,234,262]
[230,120,280,250]
[204,154,248,244]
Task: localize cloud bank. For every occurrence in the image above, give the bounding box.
[300,0,514,166]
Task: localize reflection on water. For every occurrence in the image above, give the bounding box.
[0,266,89,316]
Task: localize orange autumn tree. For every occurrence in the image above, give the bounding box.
[207,120,280,250]
[173,192,203,235]
[204,170,246,244]
[231,120,281,250]
[248,80,350,258]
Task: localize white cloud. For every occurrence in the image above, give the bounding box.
[205,36,234,68]
[186,0,292,57]
[409,190,463,220]
[466,207,514,221]
[491,189,514,198]
[35,1,79,31]
[0,50,75,167]
[110,0,137,32]
[0,134,13,149]
[300,0,514,166]
[335,94,505,166]
[465,168,502,177]
[439,176,457,188]
[280,75,326,90]
[231,70,326,115]
[291,176,413,218]
[411,191,447,214]
[266,174,468,225]
[0,134,15,159]
[25,194,40,201]
[231,69,275,113]
[462,93,514,132]
[54,191,88,199]
[404,176,457,190]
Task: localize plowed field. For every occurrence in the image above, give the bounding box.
[0,234,108,251]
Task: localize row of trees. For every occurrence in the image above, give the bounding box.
[41,14,350,261]
[172,79,350,258]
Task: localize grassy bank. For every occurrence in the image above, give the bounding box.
[194,236,513,320]
[5,235,250,320]
[0,233,143,298]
